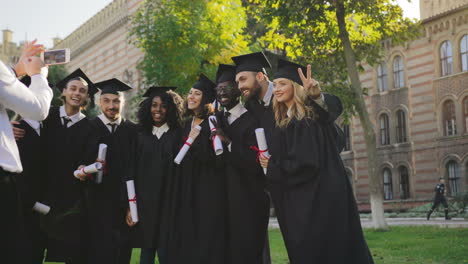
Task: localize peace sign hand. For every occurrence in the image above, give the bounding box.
[298,64,321,99]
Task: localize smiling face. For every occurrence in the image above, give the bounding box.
[235,71,262,101]
[62,79,89,109]
[151,96,167,127]
[216,81,240,110]
[273,78,294,106]
[100,93,123,121]
[187,88,203,112]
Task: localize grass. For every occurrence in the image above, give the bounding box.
[45,226,468,264]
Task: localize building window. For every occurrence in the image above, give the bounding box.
[463,97,468,133]
[383,168,393,200]
[446,161,460,196]
[393,56,404,88]
[343,124,351,151]
[345,168,353,186]
[380,113,390,145]
[377,63,388,92]
[399,166,410,199]
[440,40,453,76]
[461,35,468,72]
[395,110,407,143]
[443,100,457,136]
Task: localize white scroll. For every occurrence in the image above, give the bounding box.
[254,128,271,175]
[73,162,103,179]
[95,144,107,184]
[174,125,201,165]
[126,180,139,223]
[208,115,223,156]
[32,202,50,215]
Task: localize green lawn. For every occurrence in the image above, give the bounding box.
[45,226,468,264]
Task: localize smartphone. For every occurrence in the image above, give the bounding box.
[40,48,70,65]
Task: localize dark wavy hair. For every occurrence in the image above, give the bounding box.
[183,91,214,120]
[60,77,92,109]
[137,90,183,133]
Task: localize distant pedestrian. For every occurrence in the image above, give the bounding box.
[427,178,451,220]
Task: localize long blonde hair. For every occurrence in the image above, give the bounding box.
[273,80,315,128]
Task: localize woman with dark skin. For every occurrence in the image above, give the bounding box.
[128,87,183,264]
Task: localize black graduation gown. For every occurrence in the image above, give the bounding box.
[40,106,97,262]
[216,111,270,264]
[84,118,139,264]
[15,120,46,262]
[267,117,374,264]
[167,119,226,264]
[130,126,182,250]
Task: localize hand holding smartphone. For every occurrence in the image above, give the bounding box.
[40,48,70,65]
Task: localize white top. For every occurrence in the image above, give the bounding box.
[224,102,248,125]
[0,61,53,173]
[59,105,85,127]
[98,113,122,133]
[152,123,169,139]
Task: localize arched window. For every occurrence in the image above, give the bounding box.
[461,35,468,72]
[463,97,468,133]
[393,56,404,88]
[383,168,393,200]
[440,40,453,76]
[377,63,388,92]
[446,161,460,196]
[380,114,390,145]
[443,100,457,136]
[343,124,351,151]
[399,166,410,199]
[396,110,407,143]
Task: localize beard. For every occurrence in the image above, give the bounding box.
[244,80,262,103]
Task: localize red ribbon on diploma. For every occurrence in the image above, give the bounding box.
[80,167,92,178]
[250,146,268,163]
[129,195,137,204]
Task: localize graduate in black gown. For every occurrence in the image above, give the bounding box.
[211,64,270,264]
[129,86,183,264]
[40,69,99,263]
[259,60,374,264]
[167,74,226,264]
[77,78,138,264]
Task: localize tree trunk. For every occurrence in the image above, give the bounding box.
[335,1,388,230]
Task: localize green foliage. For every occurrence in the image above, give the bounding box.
[245,0,420,120]
[130,0,250,95]
[47,65,68,107]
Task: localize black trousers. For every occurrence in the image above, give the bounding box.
[0,169,30,264]
[431,195,448,210]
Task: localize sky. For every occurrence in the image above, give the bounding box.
[0,0,420,49]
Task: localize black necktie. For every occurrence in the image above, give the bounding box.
[62,117,71,128]
[223,111,231,126]
[108,123,117,133]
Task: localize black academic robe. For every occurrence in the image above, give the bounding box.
[84,118,139,264]
[130,126,182,250]
[215,111,270,264]
[267,117,374,264]
[40,106,97,262]
[15,120,46,263]
[167,119,226,264]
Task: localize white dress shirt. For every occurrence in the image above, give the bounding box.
[59,105,85,128]
[98,113,122,133]
[262,82,274,107]
[152,123,169,139]
[23,118,41,136]
[0,61,53,173]
[224,102,248,125]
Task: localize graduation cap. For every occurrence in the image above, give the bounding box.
[192,74,216,102]
[274,59,307,85]
[55,68,98,97]
[231,52,272,74]
[142,86,177,98]
[95,78,132,95]
[215,64,237,84]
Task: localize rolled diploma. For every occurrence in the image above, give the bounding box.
[174,125,201,164]
[126,180,139,223]
[32,202,50,215]
[73,162,103,179]
[208,115,223,155]
[255,128,271,175]
[95,144,108,183]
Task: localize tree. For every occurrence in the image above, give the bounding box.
[47,64,69,107]
[247,0,419,229]
[130,0,251,95]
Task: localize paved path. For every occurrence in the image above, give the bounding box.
[268,217,468,229]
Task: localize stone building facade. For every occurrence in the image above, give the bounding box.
[0,29,23,66]
[343,1,468,211]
